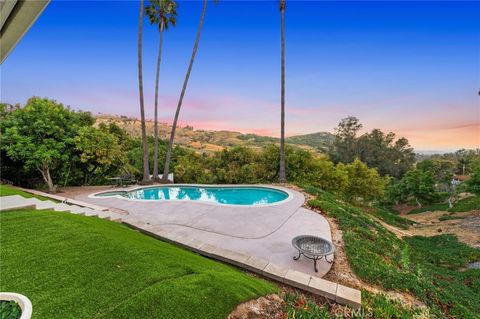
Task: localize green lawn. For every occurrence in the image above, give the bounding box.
[0,210,276,319]
[305,187,480,319]
[0,184,50,201]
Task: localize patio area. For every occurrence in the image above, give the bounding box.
[67,185,334,277]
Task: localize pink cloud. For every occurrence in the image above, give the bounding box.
[57,88,479,150]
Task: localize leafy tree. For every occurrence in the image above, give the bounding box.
[305,158,348,195]
[211,146,265,184]
[340,158,385,202]
[330,116,362,164]
[387,137,415,178]
[174,151,211,184]
[395,169,437,207]
[466,169,480,195]
[99,122,134,151]
[145,0,177,181]
[384,177,405,205]
[261,144,348,194]
[356,130,415,178]
[0,103,20,116]
[1,97,94,192]
[74,126,127,185]
[330,118,415,178]
[454,149,480,175]
[416,158,455,184]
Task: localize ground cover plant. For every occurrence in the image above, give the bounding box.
[283,292,418,319]
[0,300,22,319]
[438,214,465,221]
[284,293,331,319]
[408,202,449,214]
[0,210,276,319]
[305,186,480,318]
[448,195,480,213]
[370,206,415,230]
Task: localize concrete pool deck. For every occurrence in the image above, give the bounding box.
[70,184,334,277]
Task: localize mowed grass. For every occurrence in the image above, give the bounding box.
[0,184,50,201]
[0,210,277,319]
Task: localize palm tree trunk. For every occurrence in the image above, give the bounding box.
[279,1,287,183]
[152,21,165,181]
[162,0,208,183]
[138,0,150,183]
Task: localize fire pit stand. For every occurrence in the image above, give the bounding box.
[292,235,335,272]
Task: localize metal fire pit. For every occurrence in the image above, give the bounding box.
[292,235,335,272]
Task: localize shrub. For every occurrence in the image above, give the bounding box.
[466,169,480,195]
[340,159,385,202]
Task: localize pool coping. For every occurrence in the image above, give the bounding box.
[87,184,295,208]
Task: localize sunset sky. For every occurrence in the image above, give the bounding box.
[2,0,479,152]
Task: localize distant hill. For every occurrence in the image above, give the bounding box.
[95,114,333,154]
[286,132,335,152]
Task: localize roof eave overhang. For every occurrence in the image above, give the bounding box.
[1,0,50,64]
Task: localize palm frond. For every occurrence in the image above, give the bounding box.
[145,0,178,31]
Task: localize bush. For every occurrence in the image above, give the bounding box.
[449,195,480,212]
[340,159,385,202]
[466,169,480,194]
[0,300,22,319]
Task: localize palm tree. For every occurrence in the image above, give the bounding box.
[278,0,287,183]
[145,0,177,181]
[162,0,211,183]
[138,0,150,183]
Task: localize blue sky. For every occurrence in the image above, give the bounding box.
[2,0,479,151]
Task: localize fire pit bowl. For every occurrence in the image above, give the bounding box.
[292,235,335,272]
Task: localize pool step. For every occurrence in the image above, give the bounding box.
[0,195,124,222]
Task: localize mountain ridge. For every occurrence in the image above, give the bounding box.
[95,114,334,153]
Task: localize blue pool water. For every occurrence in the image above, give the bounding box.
[95,186,289,206]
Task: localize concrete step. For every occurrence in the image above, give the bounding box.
[67,205,88,214]
[75,207,93,214]
[79,209,119,222]
[94,211,116,220]
[29,198,57,210]
[52,204,123,222]
[91,210,123,222]
[1,194,123,222]
[53,203,76,212]
[0,195,37,211]
[82,209,100,217]
[63,198,108,211]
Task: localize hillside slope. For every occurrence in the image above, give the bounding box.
[286,132,334,151]
[95,114,334,154]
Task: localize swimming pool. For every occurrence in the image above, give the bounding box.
[93,186,290,206]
